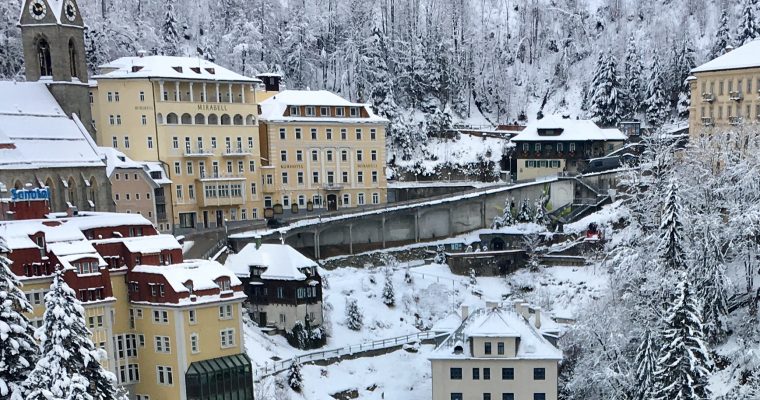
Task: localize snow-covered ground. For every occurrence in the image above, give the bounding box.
[248,255,610,398]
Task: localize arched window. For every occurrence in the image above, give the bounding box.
[13,180,23,190]
[220,114,231,125]
[37,38,52,77]
[181,113,192,125]
[157,113,164,124]
[194,113,206,125]
[245,114,255,125]
[68,39,78,79]
[67,178,77,206]
[233,114,243,126]
[166,113,179,124]
[207,114,219,125]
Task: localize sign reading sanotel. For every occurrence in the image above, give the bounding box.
[11,187,49,201]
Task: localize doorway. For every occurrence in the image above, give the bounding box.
[203,211,209,229]
[327,194,337,211]
[216,210,224,227]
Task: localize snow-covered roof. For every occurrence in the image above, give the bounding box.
[0,82,105,170]
[510,115,627,142]
[225,243,317,280]
[431,307,563,360]
[132,259,241,293]
[143,162,172,185]
[92,234,181,254]
[259,90,388,124]
[431,311,462,333]
[94,56,261,83]
[692,40,760,73]
[97,147,170,186]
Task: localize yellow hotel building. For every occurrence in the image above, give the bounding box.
[689,40,760,137]
[258,85,389,211]
[90,56,264,232]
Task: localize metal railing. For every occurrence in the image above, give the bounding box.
[254,330,438,380]
[701,93,714,102]
[201,239,226,260]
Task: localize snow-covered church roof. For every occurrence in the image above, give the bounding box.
[0,82,105,170]
[94,56,262,83]
[225,243,317,281]
[511,115,627,142]
[259,90,388,124]
[692,40,760,74]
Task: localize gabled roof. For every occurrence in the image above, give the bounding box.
[97,147,171,186]
[692,40,760,73]
[511,115,627,142]
[259,90,388,124]
[94,56,261,83]
[225,243,317,280]
[132,259,241,293]
[0,82,105,170]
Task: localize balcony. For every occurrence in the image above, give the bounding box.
[199,172,246,181]
[154,194,166,204]
[701,93,714,102]
[701,117,714,127]
[729,116,743,126]
[262,183,276,194]
[729,91,743,101]
[322,182,344,191]
[198,194,245,207]
[222,147,252,157]
[184,147,214,157]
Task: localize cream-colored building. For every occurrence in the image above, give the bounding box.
[430,303,563,400]
[258,88,389,212]
[99,147,174,232]
[689,40,760,137]
[90,55,264,232]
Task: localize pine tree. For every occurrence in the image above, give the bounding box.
[710,8,732,59]
[161,0,180,56]
[652,278,712,400]
[623,36,644,118]
[382,273,395,307]
[345,298,363,331]
[0,239,38,400]
[533,198,548,226]
[64,375,93,400]
[644,55,671,127]
[694,234,729,343]
[523,234,542,273]
[736,0,760,46]
[633,329,659,400]
[287,361,303,392]
[492,198,515,229]
[433,245,447,265]
[659,180,685,271]
[674,38,696,118]
[517,199,532,223]
[20,268,126,400]
[589,52,626,126]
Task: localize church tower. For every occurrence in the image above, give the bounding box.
[19,0,94,137]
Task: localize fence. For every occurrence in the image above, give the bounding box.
[201,239,226,260]
[254,331,439,380]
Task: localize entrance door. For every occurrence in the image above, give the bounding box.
[258,312,267,327]
[216,210,224,227]
[327,194,337,211]
[203,211,209,229]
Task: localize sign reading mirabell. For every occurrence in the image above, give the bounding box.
[11,187,49,201]
[197,104,229,112]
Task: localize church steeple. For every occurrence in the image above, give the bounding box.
[18,0,94,137]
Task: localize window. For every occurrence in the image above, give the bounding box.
[502,395,515,400]
[320,106,329,116]
[357,150,363,161]
[305,106,315,116]
[350,107,359,117]
[342,171,349,183]
[484,368,491,380]
[358,193,365,205]
[87,315,104,328]
[312,150,318,161]
[341,129,347,140]
[313,172,319,184]
[371,150,378,161]
[569,143,576,152]
[336,107,344,117]
[141,115,148,126]
[175,185,183,200]
[249,160,256,172]
[355,128,362,140]
[281,172,288,185]
[342,194,350,206]
[251,183,257,195]
[371,128,377,140]
[473,368,480,380]
[296,150,303,162]
[295,128,302,139]
[326,128,333,139]
[341,150,348,162]
[124,136,130,148]
[502,368,514,380]
[139,91,145,102]
[485,342,492,355]
[372,171,378,183]
[451,395,463,400]
[326,150,333,161]
[450,368,462,380]
[219,304,233,319]
[498,342,505,355]
[156,366,173,386]
[311,128,318,140]
[186,161,194,175]
[483,394,491,400]
[297,172,304,184]
[534,368,546,380]
[107,92,113,102]
[221,329,235,348]
[281,150,288,162]
[152,310,168,324]
[188,185,195,200]
[190,334,199,353]
[118,363,140,384]
[533,395,546,400]
[114,92,120,102]
[112,136,118,147]
[154,336,171,353]
[372,193,379,204]
[357,171,364,183]
[211,137,217,148]
[248,137,254,148]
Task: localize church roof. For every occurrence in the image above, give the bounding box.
[94,56,262,83]
[0,81,104,170]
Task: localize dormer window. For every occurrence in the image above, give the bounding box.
[290,106,300,116]
[190,67,201,74]
[336,107,344,117]
[172,66,183,73]
[350,107,359,117]
[320,107,329,116]
[184,281,194,295]
[131,66,143,73]
[205,68,216,75]
[305,106,315,116]
[537,128,563,136]
[219,278,231,291]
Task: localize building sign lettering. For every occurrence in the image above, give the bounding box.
[197,104,229,112]
[11,187,49,201]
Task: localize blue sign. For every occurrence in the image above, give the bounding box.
[11,187,49,201]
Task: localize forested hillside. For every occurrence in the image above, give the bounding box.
[1,0,757,159]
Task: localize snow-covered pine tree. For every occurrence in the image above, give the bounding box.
[0,239,38,400]
[523,234,542,273]
[533,198,548,226]
[623,36,644,118]
[517,199,532,223]
[693,233,729,343]
[382,272,395,307]
[344,298,363,331]
[287,361,303,392]
[674,38,696,118]
[710,8,732,59]
[736,0,760,46]
[633,329,659,400]
[588,52,625,126]
[64,374,93,400]
[659,179,686,271]
[644,55,671,127]
[492,198,515,229]
[161,0,181,56]
[652,278,712,400]
[20,267,126,400]
[433,245,447,264]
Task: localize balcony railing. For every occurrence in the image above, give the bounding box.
[223,147,251,156]
[184,147,214,157]
[701,93,715,102]
[199,172,245,180]
[729,116,743,125]
[701,117,714,127]
[322,182,344,191]
[729,91,743,101]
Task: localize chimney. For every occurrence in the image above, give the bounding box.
[66,205,78,217]
[254,234,262,250]
[256,73,282,92]
[725,45,734,53]
[137,50,147,58]
[461,305,469,321]
[534,307,542,329]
